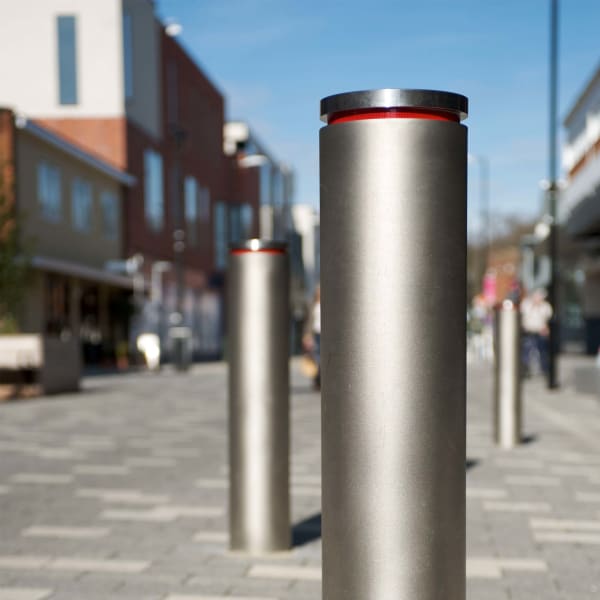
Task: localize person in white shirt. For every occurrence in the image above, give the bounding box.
[520,289,553,375]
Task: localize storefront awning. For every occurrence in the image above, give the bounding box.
[31,255,141,290]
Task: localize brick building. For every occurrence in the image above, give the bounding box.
[0,0,293,361]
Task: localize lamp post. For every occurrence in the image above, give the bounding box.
[547,0,560,389]
[170,125,189,372]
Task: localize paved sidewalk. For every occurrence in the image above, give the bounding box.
[0,356,598,599]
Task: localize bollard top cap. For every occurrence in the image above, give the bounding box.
[230,239,287,254]
[497,299,520,311]
[320,89,468,124]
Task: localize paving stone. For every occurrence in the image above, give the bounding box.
[0,589,53,600]
[21,527,110,540]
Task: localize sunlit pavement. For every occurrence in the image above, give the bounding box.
[0,356,598,599]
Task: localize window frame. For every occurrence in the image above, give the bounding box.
[57,15,78,105]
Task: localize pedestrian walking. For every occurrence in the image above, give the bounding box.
[520,289,552,376]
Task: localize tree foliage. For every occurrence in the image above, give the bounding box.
[0,168,28,333]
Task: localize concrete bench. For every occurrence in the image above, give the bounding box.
[0,335,80,395]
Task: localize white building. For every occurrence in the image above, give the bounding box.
[0,0,161,153]
[562,63,600,353]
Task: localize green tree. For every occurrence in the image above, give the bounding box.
[0,167,29,333]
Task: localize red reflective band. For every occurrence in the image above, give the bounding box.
[328,107,460,125]
[230,249,286,255]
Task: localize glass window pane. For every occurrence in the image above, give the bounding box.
[214,202,227,269]
[57,16,78,105]
[100,191,119,240]
[184,176,198,246]
[241,204,253,239]
[229,205,241,244]
[144,149,164,231]
[37,162,62,222]
[71,178,92,231]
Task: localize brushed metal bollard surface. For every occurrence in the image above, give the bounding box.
[320,89,468,600]
[494,301,522,449]
[228,240,290,553]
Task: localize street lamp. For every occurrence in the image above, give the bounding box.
[170,125,189,372]
[547,0,560,389]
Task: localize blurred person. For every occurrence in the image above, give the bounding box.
[136,333,161,371]
[302,285,321,390]
[468,293,494,362]
[520,289,552,376]
[506,278,523,304]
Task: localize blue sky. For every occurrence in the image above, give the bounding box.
[155,0,600,233]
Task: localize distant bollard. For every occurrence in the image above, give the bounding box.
[494,300,522,449]
[320,90,468,600]
[227,239,290,553]
[169,326,191,371]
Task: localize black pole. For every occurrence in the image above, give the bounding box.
[547,0,559,389]
[172,126,188,371]
[480,155,490,278]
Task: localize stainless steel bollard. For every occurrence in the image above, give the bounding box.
[494,300,522,449]
[228,239,290,553]
[320,89,468,600]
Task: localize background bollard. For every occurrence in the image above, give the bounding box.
[228,239,290,553]
[320,89,468,600]
[494,300,522,449]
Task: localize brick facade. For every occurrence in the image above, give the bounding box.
[34,117,127,170]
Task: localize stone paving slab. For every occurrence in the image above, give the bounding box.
[0,356,599,598]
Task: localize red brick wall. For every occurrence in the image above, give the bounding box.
[34,118,127,170]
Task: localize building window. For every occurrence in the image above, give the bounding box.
[57,15,78,105]
[214,202,227,269]
[123,11,134,100]
[71,177,92,232]
[184,176,198,246]
[37,162,62,222]
[144,149,164,231]
[228,204,253,244]
[100,190,119,240]
[241,204,253,239]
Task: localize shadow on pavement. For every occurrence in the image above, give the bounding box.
[521,433,538,445]
[292,512,321,547]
